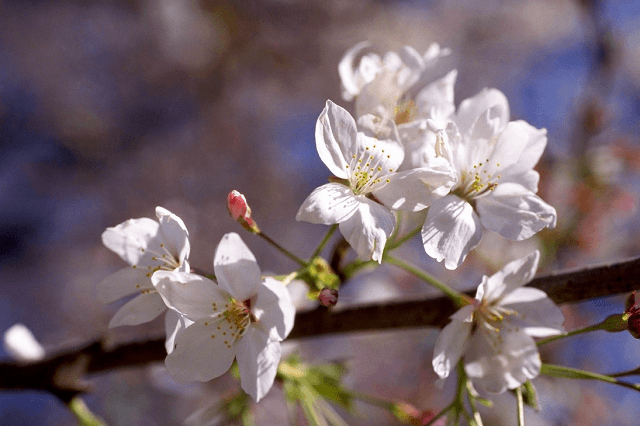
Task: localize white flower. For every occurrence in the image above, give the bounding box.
[420,88,557,269]
[432,251,565,393]
[3,323,45,362]
[339,42,453,122]
[97,206,190,327]
[152,232,296,402]
[296,100,456,263]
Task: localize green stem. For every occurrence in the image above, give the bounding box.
[342,259,376,280]
[387,223,422,251]
[257,231,307,267]
[310,225,338,259]
[349,390,395,411]
[423,403,453,426]
[536,320,612,346]
[384,255,472,307]
[541,363,640,392]
[67,397,108,426]
[515,387,525,426]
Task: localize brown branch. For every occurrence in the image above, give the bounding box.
[2,256,639,397]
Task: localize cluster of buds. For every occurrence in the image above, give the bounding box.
[227,190,260,234]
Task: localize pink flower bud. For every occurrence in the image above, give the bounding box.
[227,190,259,233]
[318,288,338,307]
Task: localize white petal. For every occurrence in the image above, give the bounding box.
[3,324,45,362]
[373,167,457,211]
[296,183,359,225]
[108,292,166,327]
[499,121,547,178]
[96,266,152,303]
[479,251,539,304]
[464,329,541,394]
[253,277,296,340]
[455,88,510,136]
[475,183,557,240]
[355,70,404,119]
[152,271,229,321]
[397,120,438,170]
[432,317,472,380]
[214,233,262,302]
[479,121,547,182]
[451,304,476,323]
[421,195,482,270]
[156,206,190,265]
[315,100,355,178]
[353,121,405,172]
[500,288,566,337]
[338,198,395,263]
[415,69,457,124]
[338,41,375,101]
[164,309,194,355]
[165,318,237,382]
[236,327,282,402]
[101,217,159,265]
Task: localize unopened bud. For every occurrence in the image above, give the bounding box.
[318,288,338,307]
[227,190,260,234]
[391,402,444,426]
[623,290,640,339]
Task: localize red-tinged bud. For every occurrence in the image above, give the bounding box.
[318,288,338,307]
[391,403,445,426]
[623,290,640,339]
[227,190,260,234]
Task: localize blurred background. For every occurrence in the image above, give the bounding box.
[1,0,640,424]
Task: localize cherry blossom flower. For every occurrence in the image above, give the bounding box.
[152,232,295,402]
[420,88,557,269]
[97,207,190,327]
[338,42,458,174]
[338,42,453,123]
[296,100,456,263]
[432,251,565,394]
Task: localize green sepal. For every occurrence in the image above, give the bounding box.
[297,257,340,294]
[509,381,538,411]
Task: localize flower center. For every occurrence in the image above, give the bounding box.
[473,300,521,353]
[205,299,253,349]
[224,299,252,332]
[394,98,418,125]
[455,159,502,200]
[346,144,393,195]
[138,243,182,278]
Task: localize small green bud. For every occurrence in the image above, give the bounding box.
[297,257,340,293]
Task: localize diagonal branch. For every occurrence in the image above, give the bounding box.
[1,256,639,395]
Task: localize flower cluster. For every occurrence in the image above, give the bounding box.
[96,41,566,417]
[298,43,557,270]
[100,210,295,402]
[297,42,564,393]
